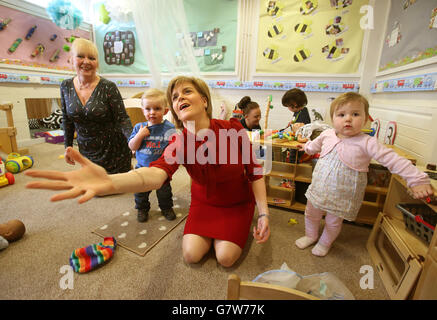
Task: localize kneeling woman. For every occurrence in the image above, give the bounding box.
[26,76,270,268]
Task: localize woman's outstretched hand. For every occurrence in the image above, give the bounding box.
[25,147,115,204]
[253,215,270,244]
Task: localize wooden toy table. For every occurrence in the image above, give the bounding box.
[367,168,437,299]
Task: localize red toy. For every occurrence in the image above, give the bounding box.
[0,159,14,187]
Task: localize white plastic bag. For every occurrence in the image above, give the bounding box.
[253,263,355,300]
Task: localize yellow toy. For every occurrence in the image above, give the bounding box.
[0,158,14,187]
[288,218,298,225]
[5,153,34,173]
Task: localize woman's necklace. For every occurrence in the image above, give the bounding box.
[77,76,99,90]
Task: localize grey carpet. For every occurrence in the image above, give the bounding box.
[0,142,389,300]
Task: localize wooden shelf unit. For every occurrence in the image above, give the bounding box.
[256,136,398,225]
[367,172,437,299]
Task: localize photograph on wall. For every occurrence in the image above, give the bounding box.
[256,0,368,74]
[379,0,437,72]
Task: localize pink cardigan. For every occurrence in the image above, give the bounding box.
[304,129,430,188]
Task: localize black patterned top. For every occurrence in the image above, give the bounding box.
[60,77,133,174]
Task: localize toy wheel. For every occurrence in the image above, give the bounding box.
[7,152,21,159]
[5,160,20,173]
[5,172,14,185]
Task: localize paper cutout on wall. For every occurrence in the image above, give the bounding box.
[293,44,311,62]
[322,38,349,60]
[330,0,353,9]
[386,21,402,48]
[300,0,318,15]
[268,23,284,38]
[403,0,418,10]
[263,45,281,63]
[294,19,313,37]
[267,1,284,17]
[325,16,348,35]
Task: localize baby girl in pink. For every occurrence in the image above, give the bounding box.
[295,92,433,257]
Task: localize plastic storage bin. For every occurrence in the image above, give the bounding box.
[396,203,437,244]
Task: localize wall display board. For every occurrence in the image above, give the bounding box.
[0,71,152,88]
[256,0,368,74]
[184,0,238,73]
[93,2,149,74]
[379,0,437,73]
[0,5,90,71]
[371,72,437,93]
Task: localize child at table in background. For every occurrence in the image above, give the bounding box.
[237,96,262,131]
[128,89,176,222]
[295,92,433,257]
[282,88,311,163]
[282,88,311,130]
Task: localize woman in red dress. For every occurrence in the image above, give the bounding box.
[25,76,270,267]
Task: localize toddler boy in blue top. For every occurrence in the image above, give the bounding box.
[128,89,176,222]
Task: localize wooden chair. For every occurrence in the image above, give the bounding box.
[124,92,146,127]
[227,274,319,300]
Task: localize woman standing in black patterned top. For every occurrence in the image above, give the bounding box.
[60,38,132,174]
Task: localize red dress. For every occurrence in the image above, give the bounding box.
[150,118,263,248]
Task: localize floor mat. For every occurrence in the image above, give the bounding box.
[92,198,189,256]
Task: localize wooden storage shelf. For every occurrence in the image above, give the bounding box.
[268,170,295,180]
[252,134,417,226]
[367,171,437,299]
[269,185,294,193]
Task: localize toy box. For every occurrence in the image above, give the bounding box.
[396,203,436,244]
[34,129,64,144]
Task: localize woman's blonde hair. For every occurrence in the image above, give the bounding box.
[330,92,369,120]
[71,38,99,63]
[141,88,168,110]
[166,76,212,129]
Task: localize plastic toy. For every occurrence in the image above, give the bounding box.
[31,43,45,57]
[25,25,37,40]
[5,153,34,173]
[8,38,22,53]
[0,158,14,187]
[0,18,11,31]
[264,95,273,130]
[288,218,298,225]
[49,49,60,62]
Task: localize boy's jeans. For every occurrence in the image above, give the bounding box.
[134,182,173,212]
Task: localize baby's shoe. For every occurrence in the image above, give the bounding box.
[295,236,317,249]
[311,243,330,257]
[162,208,176,221]
[137,209,149,223]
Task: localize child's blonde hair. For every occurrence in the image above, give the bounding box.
[166,76,212,129]
[141,88,168,110]
[330,92,369,121]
